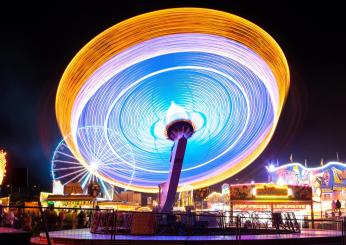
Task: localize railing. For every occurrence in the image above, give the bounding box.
[0,204,108,244]
[234,212,345,244]
[0,205,345,244]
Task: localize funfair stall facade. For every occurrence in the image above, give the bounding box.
[267,161,346,217]
[229,183,313,219]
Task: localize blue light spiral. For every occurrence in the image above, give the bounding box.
[71,33,277,189]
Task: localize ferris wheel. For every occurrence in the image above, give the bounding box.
[51,126,136,199]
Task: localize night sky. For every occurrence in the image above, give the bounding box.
[1,1,345,191]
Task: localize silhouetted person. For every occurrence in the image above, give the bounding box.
[332,200,336,215]
[24,212,32,231]
[58,209,66,229]
[336,199,342,216]
[336,199,341,211]
[78,209,86,228]
[72,210,78,229]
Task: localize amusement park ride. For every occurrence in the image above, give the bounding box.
[30,7,345,244]
[158,102,195,212]
[52,8,290,214]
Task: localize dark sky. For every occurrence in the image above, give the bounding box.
[0,1,345,191]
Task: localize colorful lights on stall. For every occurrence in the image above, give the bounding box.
[230,183,312,201]
[254,184,289,198]
[55,8,290,192]
[267,161,346,189]
[0,150,7,185]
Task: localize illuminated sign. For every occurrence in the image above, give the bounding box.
[255,185,288,197]
[273,204,306,210]
[234,204,271,210]
[230,183,312,201]
[233,203,306,210]
[268,162,346,190]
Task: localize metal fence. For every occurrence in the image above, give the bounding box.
[0,204,104,244]
[232,211,345,244]
[0,205,345,244]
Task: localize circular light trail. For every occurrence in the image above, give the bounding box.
[51,126,136,198]
[56,8,290,193]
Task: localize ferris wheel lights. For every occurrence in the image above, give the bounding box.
[90,161,99,172]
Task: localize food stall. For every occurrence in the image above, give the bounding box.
[46,195,96,208]
[229,183,313,219]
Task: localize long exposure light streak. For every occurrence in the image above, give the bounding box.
[0,150,7,185]
[51,127,135,198]
[55,8,290,192]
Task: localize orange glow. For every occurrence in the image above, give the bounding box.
[56,8,290,192]
[255,185,289,198]
[0,150,7,185]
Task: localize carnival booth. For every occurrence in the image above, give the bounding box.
[229,183,313,219]
[205,192,223,211]
[45,182,97,208]
[267,161,346,217]
[46,195,96,209]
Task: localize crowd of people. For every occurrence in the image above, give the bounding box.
[0,206,41,233]
[330,199,342,217]
[0,204,93,234]
[43,207,92,230]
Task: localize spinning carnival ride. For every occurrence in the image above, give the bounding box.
[54,8,290,194]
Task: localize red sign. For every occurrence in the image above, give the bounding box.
[233,203,306,211]
[233,203,271,210]
[273,204,306,210]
